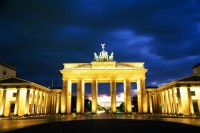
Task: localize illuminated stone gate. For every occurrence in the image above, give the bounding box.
[60,44,148,114]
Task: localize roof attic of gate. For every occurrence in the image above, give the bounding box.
[62,62,146,70]
[62,44,146,70]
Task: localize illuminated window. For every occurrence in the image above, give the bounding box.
[191,91,195,96]
[13,93,17,97]
[3,71,6,75]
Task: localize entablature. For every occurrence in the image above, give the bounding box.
[63,62,146,70]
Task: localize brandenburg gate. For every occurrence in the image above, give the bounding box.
[60,44,148,114]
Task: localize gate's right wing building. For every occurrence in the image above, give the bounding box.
[147,64,200,116]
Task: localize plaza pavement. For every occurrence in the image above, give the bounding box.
[1,113,200,133]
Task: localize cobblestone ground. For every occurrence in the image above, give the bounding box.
[1,113,200,133]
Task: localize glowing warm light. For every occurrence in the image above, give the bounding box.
[88,92,125,108]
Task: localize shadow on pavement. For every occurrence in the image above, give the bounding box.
[5,119,200,133]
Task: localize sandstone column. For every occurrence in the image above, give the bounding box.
[25,89,30,115]
[92,79,98,114]
[165,90,171,114]
[76,80,85,113]
[172,87,177,114]
[177,88,182,114]
[126,79,132,113]
[30,89,35,115]
[47,93,52,114]
[61,80,72,114]
[35,90,40,114]
[141,78,148,113]
[43,92,47,114]
[110,80,116,113]
[187,87,194,115]
[157,93,162,114]
[66,80,72,114]
[38,91,43,114]
[148,94,153,114]
[56,94,60,114]
[0,89,7,116]
[168,89,173,114]
[14,89,20,115]
[160,91,165,113]
[123,80,127,113]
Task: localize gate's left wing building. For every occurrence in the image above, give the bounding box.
[0,77,61,116]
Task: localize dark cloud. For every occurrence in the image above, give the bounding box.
[1,0,200,95]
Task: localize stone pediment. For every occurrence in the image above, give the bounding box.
[0,77,30,83]
[177,75,200,82]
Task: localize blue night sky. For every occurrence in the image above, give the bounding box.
[1,0,200,96]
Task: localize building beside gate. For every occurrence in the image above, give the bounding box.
[147,64,200,115]
[0,77,61,116]
[0,62,16,79]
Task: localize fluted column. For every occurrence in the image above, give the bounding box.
[46,93,50,114]
[0,90,3,116]
[76,80,85,114]
[66,80,72,114]
[160,91,165,113]
[154,94,159,113]
[43,92,47,114]
[50,94,53,114]
[157,93,162,114]
[154,94,158,113]
[123,80,127,113]
[92,79,98,114]
[61,79,72,114]
[125,79,132,113]
[165,90,171,114]
[168,89,173,114]
[25,89,30,115]
[148,94,153,113]
[14,89,20,115]
[177,88,182,114]
[137,79,141,113]
[54,95,57,114]
[137,78,147,113]
[110,80,116,113]
[52,95,55,114]
[40,92,45,114]
[56,94,60,114]
[187,87,194,115]
[141,78,148,113]
[0,89,7,116]
[61,79,67,114]
[38,91,43,114]
[172,87,177,114]
[30,89,35,115]
[81,80,85,114]
[76,80,81,114]
[35,90,40,114]
[151,95,155,113]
